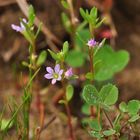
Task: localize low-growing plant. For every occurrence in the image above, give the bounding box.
[1,2,140,140]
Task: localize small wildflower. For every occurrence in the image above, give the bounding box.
[11,18,27,32]
[65,68,73,78]
[87,39,97,48]
[44,64,63,84]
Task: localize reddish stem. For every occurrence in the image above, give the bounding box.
[65,102,75,140]
[89,48,95,118]
[90,106,95,118]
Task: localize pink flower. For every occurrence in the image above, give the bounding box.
[11,18,27,32]
[65,68,73,78]
[44,64,63,84]
[87,39,97,48]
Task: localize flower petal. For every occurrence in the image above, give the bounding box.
[65,68,73,78]
[11,24,22,32]
[87,39,97,47]
[20,18,27,29]
[44,74,53,79]
[59,69,63,75]
[54,64,60,73]
[46,67,54,74]
[51,79,56,84]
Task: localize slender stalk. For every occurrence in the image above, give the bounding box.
[62,74,75,140]
[65,101,75,140]
[62,80,75,140]
[89,48,94,118]
[3,93,30,138]
[23,41,36,139]
[88,23,101,124]
[97,105,101,124]
[103,110,113,128]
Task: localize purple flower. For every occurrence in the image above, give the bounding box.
[65,68,73,78]
[87,39,97,48]
[11,18,27,32]
[44,64,63,84]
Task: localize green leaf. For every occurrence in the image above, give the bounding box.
[85,72,94,80]
[63,41,69,55]
[81,103,90,115]
[77,21,88,31]
[61,13,72,33]
[80,8,88,21]
[90,130,103,138]
[94,45,130,81]
[90,7,97,20]
[114,113,122,126]
[89,119,102,131]
[35,22,42,38]
[103,129,116,136]
[99,84,118,106]
[66,85,74,102]
[48,49,58,61]
[82,84,98,105]
[66,50,86,67]
[28,5,35,27]
[36,51,47,66]
[128,114,140,122]
[75,29,90,50]
[59,100,66,104]
[1,119,13,131]
[95,18,105,28]
[61,0,69,9]
[127,100,140,116]
[119,102,127,112]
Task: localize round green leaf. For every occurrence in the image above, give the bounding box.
[82,84,98,105]
[119,102,127,112]
[66,50,86,67]
[94,45,129,81]
[89,119,102,131]
[103,129,116,136]
[81,103,90,115]
[127,100,140,116]
[99,84,118,106]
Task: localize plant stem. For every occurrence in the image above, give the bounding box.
[23,42,36,139]
[89,48,95,118]
[65,102,75,140]
[62,78,75,140]
[103,110,113,128]
[63,82,75,140]
[97,105,101,124]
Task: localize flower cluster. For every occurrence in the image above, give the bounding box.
[44,64,73,84]
[11,18,27,32]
